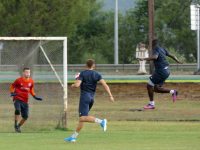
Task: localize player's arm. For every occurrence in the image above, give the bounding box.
[167,53,182,64]
[71,80,82,88]
[30,86,36,97]
[99,79,114,102]
[139,55,158,61]
[9,80,17,97]
[30,81,43,101]
[139,48,158,61]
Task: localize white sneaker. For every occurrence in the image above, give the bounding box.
[100,119,107,132]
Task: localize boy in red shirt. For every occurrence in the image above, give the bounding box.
[10,67,42,133]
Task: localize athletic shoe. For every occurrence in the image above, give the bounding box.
[64,136,76,142]
[100,119,107,132]
[172,90,178,102]
[144,104,155,109]
[14,125,21,133]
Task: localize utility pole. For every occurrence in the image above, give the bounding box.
[191,4,200,74]
[197,5,200,73]
[148,0,154,74]
[114,0,119,65]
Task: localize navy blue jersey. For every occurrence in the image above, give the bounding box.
[78,70,102,93]
[153,46,169,70]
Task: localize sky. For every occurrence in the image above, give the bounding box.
[101,0,136,12]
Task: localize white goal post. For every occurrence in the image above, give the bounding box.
[0,37,68,128]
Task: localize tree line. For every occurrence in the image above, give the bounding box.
[0,0,198,64]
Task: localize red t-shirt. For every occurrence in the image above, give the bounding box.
[10,77,35,103]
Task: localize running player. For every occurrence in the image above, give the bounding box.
[10,67,43,132]
[139,39,182,109]
[64,59,114,142]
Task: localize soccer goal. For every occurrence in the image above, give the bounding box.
[0,37,68,129]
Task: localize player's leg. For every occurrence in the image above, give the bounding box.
[13,100,21,132]
[18,102,29,132]
[153,69,170,93]
[154,85,178,102]
[154,84,170,93]
[154,69,178,102]
[71,116,99,140]
[80,99,107,130]
[64,95,90,142]
[76,121,84,133]
[71,102,106,137]
[155,85,178,102]
[64,94,106,142]
[144,77,156,109]
[18,118,27,127]
[147,84,154,102]
[85,96,107,131]
[74,116,95,136]
[74,100,105,133]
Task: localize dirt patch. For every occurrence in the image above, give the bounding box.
[1,83,199,103]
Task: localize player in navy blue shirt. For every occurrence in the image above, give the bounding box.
[64,59,114,142]
[139,39,182,109]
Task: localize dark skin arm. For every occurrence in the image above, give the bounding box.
[138,55,158,61]
[167,53,182,64]
[139,55,158,61]
[138,53,182,64]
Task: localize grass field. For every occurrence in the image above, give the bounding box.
[0,83,200,150]
[0,121,200,150]
[1,100,200,150]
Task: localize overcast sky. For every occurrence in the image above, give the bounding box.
[101,0,136,12]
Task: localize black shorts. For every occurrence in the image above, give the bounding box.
[149,68,170,86]
[79,92,94,117]
[14,100,29,119]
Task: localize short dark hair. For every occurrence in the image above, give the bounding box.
[23,67,30,71]
[152,39,159,48]
[86,59,95,68]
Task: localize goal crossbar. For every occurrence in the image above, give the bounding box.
[0,37,67,41]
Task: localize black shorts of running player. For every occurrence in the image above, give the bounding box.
[79,92,94,117]
[148,67,170,86]
[14,100,29,120]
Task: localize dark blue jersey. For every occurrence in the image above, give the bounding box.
[153,46,169,70]
[78,70,102,93]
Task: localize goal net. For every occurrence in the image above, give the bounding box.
[0,37,68,132]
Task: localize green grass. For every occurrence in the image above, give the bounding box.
[1,82,200,150]
[0,99,200,150]
[0,121,200,150]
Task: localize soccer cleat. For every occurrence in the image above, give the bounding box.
[172,90,178,102]
[144,104,155,110]
[14,125,21,133]
[64,136,76,142]
[100,119,107,132]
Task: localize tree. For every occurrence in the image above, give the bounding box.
[154,0,196,62]
[119,0,197,63]
[0,0,96,37]
[69,9,116,64]
[0,0,100,64]
[118,0,149,64]
[0,0,198,64]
